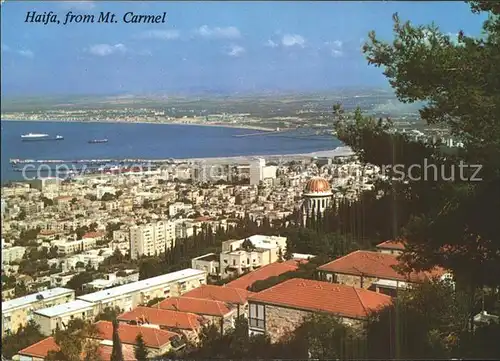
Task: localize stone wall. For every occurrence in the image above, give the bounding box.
[264,304,366,343]
[265,304,312,343]
[330,273,378,289]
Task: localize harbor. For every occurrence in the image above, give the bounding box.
[9,147,354,167]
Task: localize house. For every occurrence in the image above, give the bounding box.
[191,253,220,276]
[33,300,97,335]
[219,235,287,279]
[225,259,304,290]
[317,250,448,296]
[118,306,203,343]
[2,288,75,337]
[375,240,406,255]
[92,321,185,357]
[155,296,237,333]
[16,336,137,361]
[247,278,392,342]
[183,284,253,317]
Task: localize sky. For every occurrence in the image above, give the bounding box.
[0,1,488,96]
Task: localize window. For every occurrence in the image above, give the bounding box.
[249,303,265,330]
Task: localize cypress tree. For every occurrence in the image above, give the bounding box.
[110,319,124,361]
[134,334,149,361]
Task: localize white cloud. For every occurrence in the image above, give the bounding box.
[195,25,241,39]
[18,49,34,58]
[137,30,180,40]
[88,43,126,56]
[59,1,95,10]
[226,44,245,57]
[324,40,343,57]
[2,44,34,58]
[265,39,278,48]
[281,34,305,47]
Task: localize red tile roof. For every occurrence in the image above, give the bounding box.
[98,344,136,361]
[18,337,60,358]
[194,216,213,222]
[118,306,203,331]
[248,278,392,320]
[18,336,138,361]
[317,250,446,283]
[226,260,303,290]
[94,321,180,349]
[83,231,105,239]
[376,239,406,250]
[183,284,253,305]
[155,296,233,317]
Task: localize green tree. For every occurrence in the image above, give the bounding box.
[110,319,124,361]
[353,1,500,289]
[290,313,365,359]
[66,271,94,294]
[2,320,45,359]
[95,306,122,322]
[134,334,149,361]
[101,192,115,202]
[47,320,102,361]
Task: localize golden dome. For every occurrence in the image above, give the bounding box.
[304,177,331,193]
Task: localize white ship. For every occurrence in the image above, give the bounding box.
[21,133,64,141]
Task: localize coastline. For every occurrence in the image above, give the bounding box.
[1,118,277,132]
[173,146,354,164]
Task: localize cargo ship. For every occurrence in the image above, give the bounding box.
[88,139,108,144]
[21,133,64,141]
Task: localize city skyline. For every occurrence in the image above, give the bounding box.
[2,1,488,95]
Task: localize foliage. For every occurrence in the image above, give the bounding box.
[66,271,94,294]
[101,192,116,202]
[134,333,149,361]
[2,320,45,359]
[146,297,166,307]
[290,313,367,359]
[346,1,500,288]
[110,318,124,361]
[46,320,102,361]
[95,306,122,322]
[366,279,500,359]
[15,227,41,246]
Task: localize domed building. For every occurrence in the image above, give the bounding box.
[301,176,333,225]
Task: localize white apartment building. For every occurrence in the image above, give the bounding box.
[50,238,97,255]
[249,158,266,186]
[129,220,176,260]
[2,288,75,337]
[77,268,207,313]
[168,202,193,217]
[33,300,97,335]
[2,246,27,265]
[249,159,277,186]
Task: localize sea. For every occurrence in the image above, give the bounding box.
[1,121,340,183]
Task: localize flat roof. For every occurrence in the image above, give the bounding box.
[3,288,74,313]
[77,268,206,303]
[34,300,95,318]
[194,253,218,262]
